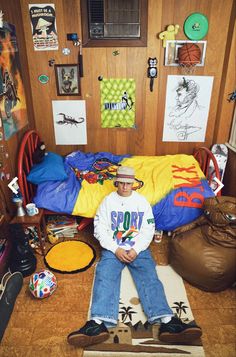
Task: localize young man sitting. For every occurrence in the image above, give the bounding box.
[67,166,202,347]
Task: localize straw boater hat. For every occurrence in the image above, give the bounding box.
[114,166,135,183]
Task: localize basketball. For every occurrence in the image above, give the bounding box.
[178,43,201,66]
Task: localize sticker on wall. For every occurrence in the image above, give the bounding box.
[162,75,214,142]
[29,3,59,51]
[100,78,135,128]
[0,22,28,140]
[38,74,49,84]
[52,100,87,145]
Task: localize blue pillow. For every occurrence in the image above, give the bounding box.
[27,152,68,184]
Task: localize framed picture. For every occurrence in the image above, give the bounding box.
[55,64,80,96]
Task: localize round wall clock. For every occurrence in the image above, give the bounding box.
[184,13,209,40]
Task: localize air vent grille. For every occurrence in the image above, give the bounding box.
[88,0,104,23]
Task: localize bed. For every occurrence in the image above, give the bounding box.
[18,130,221,232]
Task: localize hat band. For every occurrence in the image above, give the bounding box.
[116,173,135,180]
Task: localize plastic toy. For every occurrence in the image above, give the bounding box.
[32,141,46,164]
[184,13,208,40]
[158,24,180,48]
[29,270,57,299]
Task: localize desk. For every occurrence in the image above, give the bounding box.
[10,209,46,256]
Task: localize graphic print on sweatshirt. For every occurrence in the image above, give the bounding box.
[111,210,144,249]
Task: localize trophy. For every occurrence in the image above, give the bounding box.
[8,177,26,216]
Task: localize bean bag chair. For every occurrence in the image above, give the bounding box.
[169,196,236,292]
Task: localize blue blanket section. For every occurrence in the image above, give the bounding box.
[34,151,129,214]
[153,179,214,231]
[65,151,130,171]
[34,169,81,214]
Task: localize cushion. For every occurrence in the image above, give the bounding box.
[27,152,68,184]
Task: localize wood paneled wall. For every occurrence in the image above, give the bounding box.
[18,0,235,157]
[0,0,235,215]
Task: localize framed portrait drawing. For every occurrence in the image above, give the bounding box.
[55,64,80,96]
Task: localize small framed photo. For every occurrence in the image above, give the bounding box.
[55,64,80,96]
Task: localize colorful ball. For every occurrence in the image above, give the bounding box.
[29,270,57,299]
[178,43,201,66]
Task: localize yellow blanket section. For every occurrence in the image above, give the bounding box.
[72,154,205,218]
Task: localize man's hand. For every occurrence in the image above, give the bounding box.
[115,248,131,263]
[127,248,137,261]
[115,248,137,263]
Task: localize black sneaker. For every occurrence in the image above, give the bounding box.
[159,316,202,344]
[67,320,110,347]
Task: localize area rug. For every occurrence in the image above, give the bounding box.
[44,240,96,274]
[84,265,205,357]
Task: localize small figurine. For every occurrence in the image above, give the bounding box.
[158,24,180,48]
[32,141,46,164]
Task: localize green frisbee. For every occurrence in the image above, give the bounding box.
[184,13,209,40]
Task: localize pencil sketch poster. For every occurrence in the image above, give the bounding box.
[100,78,135,128]
[162,75,214,142]
[52,100,87,145]
[29,3,58,51]
[0,23,28,140]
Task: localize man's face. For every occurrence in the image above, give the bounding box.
[117,181,133,197]
[176,86,188,105]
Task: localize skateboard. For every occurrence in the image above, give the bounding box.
[0,271,23,341]
[209,144,228,192]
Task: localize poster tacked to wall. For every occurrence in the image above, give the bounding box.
[100,78,135,128]
[29,3,58,51]
[0,22,28,140]
[162,75,214,142]
[52,100,87,145]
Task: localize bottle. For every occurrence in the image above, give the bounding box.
[154,229,163,243]
[12,192,26,217]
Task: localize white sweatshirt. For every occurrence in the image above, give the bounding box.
[94,191,155,255]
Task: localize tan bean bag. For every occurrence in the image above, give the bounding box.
[170,196,236,292]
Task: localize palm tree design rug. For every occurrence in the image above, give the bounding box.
[84,265,205,356]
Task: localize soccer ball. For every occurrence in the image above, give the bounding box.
[29,270,57,299]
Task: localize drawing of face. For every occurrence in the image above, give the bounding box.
[176,86,188,106]
[175,79,199,109]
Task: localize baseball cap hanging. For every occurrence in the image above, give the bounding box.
[114,166,135,183]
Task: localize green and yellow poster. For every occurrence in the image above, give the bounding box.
[100,78,135,128]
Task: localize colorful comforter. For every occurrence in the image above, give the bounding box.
[34,151,214,231]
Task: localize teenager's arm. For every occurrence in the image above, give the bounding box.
[94,197,118,254]
[132,201,155,255]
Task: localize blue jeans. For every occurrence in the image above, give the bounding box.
[90,249,173,327]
